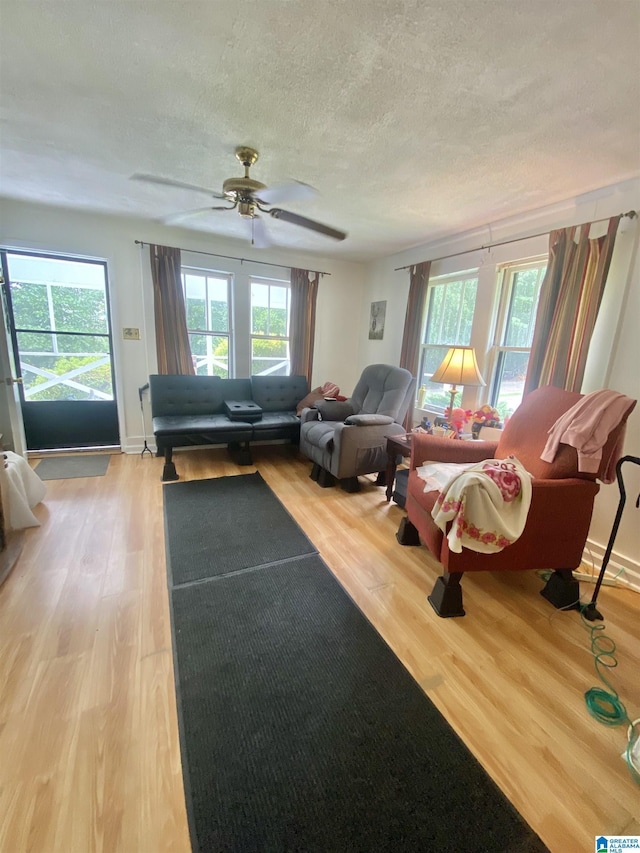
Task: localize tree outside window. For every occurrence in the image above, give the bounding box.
[490,260,546,418]
[250,279,290,376]
[418,273,478,411]
[182,269,231,377]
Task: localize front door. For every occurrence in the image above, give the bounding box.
[0,251,119,450]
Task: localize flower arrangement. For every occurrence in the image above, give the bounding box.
[471,405,502,438]
[472,405,501,427]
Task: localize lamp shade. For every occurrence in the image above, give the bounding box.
[430,346,486,387]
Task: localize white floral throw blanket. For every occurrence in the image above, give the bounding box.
[429,456,533,554]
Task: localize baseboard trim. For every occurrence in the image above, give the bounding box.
[581,539,640,593]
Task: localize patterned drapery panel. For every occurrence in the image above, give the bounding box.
[524,216,620,395]
[150,244,195,375]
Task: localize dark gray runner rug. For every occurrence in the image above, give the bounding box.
[165,474,548,853]
[164,472,316,585]
[35,453,111,480]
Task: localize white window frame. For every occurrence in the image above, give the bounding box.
[418,270,479,413]
[181,267,233,377]
[489,257,547,417]
[249,276,291,376]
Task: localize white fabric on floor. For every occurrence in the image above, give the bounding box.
[1,451,47,530]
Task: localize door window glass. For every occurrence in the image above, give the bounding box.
[7,254,113,401]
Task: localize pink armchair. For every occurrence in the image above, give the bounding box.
[397,386,636,617]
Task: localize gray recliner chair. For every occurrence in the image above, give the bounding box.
[299,363,415,491]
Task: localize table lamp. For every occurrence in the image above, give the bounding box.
[430,346,486,414]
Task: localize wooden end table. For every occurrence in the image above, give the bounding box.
[385,433,412,502]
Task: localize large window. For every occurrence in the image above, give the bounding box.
[490,259,546,418]
[250,278,290,376]
[182,268,231,377]
[418,272,478,410]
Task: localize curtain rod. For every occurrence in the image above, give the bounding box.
[394,210,638,271]
[134,240,331,276]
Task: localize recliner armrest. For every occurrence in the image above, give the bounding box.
[315,400,356,421]
[345,414,394,426]
[299,407,321,424]
[410,433,499,469]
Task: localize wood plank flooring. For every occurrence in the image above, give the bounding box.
[0,446,638,852]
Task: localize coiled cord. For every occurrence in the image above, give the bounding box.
[580,605,639,784]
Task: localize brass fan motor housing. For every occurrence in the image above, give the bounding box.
[224,147,266,200]
[222,177,267,198]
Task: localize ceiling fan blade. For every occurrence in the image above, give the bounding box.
[131,173,226,199]
[163,206,230,225]
[268,208,347,241]
[256,180,317,206]
[250,215,272,249]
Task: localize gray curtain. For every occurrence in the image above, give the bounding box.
[399,261,431,429]
[149,244,194,375]
[289,268,319,383]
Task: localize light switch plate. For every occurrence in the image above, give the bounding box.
[122,327,140,340]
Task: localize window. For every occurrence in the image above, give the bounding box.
[182,268,231,377]
[418,272,478,410]
[6,253,114,401]
[250,278,290,376]
[490,260,547,418]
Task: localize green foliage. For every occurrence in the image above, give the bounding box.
[10,282,49,329]
[26,356,113,401]
[252,306,287,337]
[251,336,288,375]
[11,281,107,333]
[189,334,229,378]
[504,268,544,348]
[424,278,477,346]
[10,280,113,399]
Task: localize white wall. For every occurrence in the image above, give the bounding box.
[361,178,640,586]
[0,199,366,452]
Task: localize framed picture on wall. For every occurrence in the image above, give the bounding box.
[368,300,386,340]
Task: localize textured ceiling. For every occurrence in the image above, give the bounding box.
[1,0,639,261]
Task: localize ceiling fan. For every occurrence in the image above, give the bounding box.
[131,146,347,247]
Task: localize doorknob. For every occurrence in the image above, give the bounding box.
[2,377,23,385]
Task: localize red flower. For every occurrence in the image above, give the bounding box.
[466,524,481,540]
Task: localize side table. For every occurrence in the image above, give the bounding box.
[385,433,412,502]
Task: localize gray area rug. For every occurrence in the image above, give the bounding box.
[165,473,548,853]
[35,454,111,480]
[163,472,316,585]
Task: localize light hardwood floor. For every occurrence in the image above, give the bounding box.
[0,447,638,852]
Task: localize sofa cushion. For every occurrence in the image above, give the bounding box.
[251,412,301,432]
[150,375,252,417]
[251,375,309,412]
[152,414,253,436]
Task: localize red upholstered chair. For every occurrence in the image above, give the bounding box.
[397,386,636,617]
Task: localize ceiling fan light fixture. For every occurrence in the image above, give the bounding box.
[238,199,256,218]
